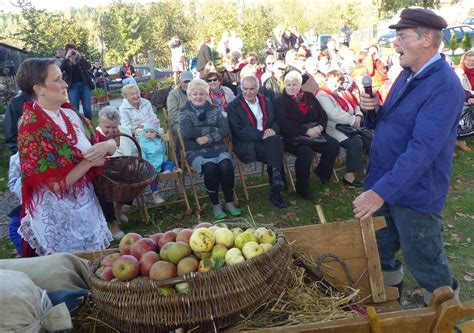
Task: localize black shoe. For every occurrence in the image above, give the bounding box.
[296,190,314,201]
[313,168,330,185]
[270,170,285,192]
[343,177,363,188]
[269,192,288,208]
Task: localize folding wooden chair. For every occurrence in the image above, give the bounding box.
[227,140,295,201]
[177,130,239,211]
[134,131,191,221]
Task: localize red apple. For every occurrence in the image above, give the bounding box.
[140,251,160,276]
[95,266,114,281]
[194,222,213,229]
[150,232,163,245]
[158,230,177,249]
[149,261,177,282]
[130,238,158,260]
[112,255,140,281]
[176,228,193,243]
[119,233,143,255]
[100,253,121,267]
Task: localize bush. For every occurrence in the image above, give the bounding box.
[449,33,458,55]
[461,33,472,52]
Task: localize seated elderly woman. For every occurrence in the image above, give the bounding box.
[16,58,117,257]
[119,83,157,135]
[206,72,235,111]
[316,70,370,187]
[275,71,340,200]
[179,79,241,219]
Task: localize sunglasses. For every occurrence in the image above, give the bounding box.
[183,80,190,83]
[266,62,275,65]
[207,78,218,82]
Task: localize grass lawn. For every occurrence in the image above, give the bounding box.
[0,118,472,308]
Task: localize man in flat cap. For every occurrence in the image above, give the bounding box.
[353,7,463,305]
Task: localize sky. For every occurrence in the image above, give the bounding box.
[1,0,154,12]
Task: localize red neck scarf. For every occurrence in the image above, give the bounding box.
[209,88,227,108]
[240,94,268,129]
[289,90,310,116]
[319,86,351,112]
[18,102,103,216]
[461,63,474,89]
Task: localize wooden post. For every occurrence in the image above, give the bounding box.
[360,216,386,303]
[315,205,326,224]
[148,50,155,79]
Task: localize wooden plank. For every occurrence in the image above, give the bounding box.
[359,217,386,303]
[246,307,437,333]
[431,300,460,333]
[280,217,386,261]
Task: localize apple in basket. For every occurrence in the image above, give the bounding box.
[175,228,193,243]
[158,230,177,249]
[149,261,177,282]
[95,266,114,281]
[150,232,163,245]
[140,251,161,276]
[193,222,213,229]
[100,253,120,267]
[130,238,158,260]
[119,233,143,255]
[112,255,140,281]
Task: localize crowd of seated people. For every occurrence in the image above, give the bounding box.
[5,32,473,257]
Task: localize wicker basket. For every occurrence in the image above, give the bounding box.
[89,236,291,332]
[93,133,156,203]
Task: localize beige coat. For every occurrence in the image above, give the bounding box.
[455,68,473,93]
[316,90,363,142]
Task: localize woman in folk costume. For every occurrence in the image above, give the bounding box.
[16,58,117,257]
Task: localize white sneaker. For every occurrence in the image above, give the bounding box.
[152,192,165,204]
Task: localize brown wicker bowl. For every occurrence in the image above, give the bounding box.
[89,236,291,332]
[93,133,156,203]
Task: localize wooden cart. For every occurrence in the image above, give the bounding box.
[246,214,474,332]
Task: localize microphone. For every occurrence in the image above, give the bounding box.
[361,75,373,98]
[361,75,375,118]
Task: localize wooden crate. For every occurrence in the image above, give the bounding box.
[243,215,474,332]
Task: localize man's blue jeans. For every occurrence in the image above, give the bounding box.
[68,82,92,120]
[374,204,453,292]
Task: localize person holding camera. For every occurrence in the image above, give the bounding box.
[60,43,94,119]
[92,60,109,89]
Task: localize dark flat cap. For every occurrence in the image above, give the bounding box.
[389,8,447,30]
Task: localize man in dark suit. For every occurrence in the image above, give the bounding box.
[196,36,213,76]
[227,75,288,208]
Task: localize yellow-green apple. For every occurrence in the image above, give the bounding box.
[255,227,277,245]
[225,248,245,265]
[140,251,160,276]
[198,258,214,272]
[189,228,215,252]
[242,241,264,260]
[130,238,158,260]
[211,244,228,259]
[159,241,174,261]
[119,233,142,255]
[168,241,192,264]
[112,255,140,281]
[214,228,234,248]
[234,230,257,249]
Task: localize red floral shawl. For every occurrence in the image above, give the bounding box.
[18,102,104,215]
